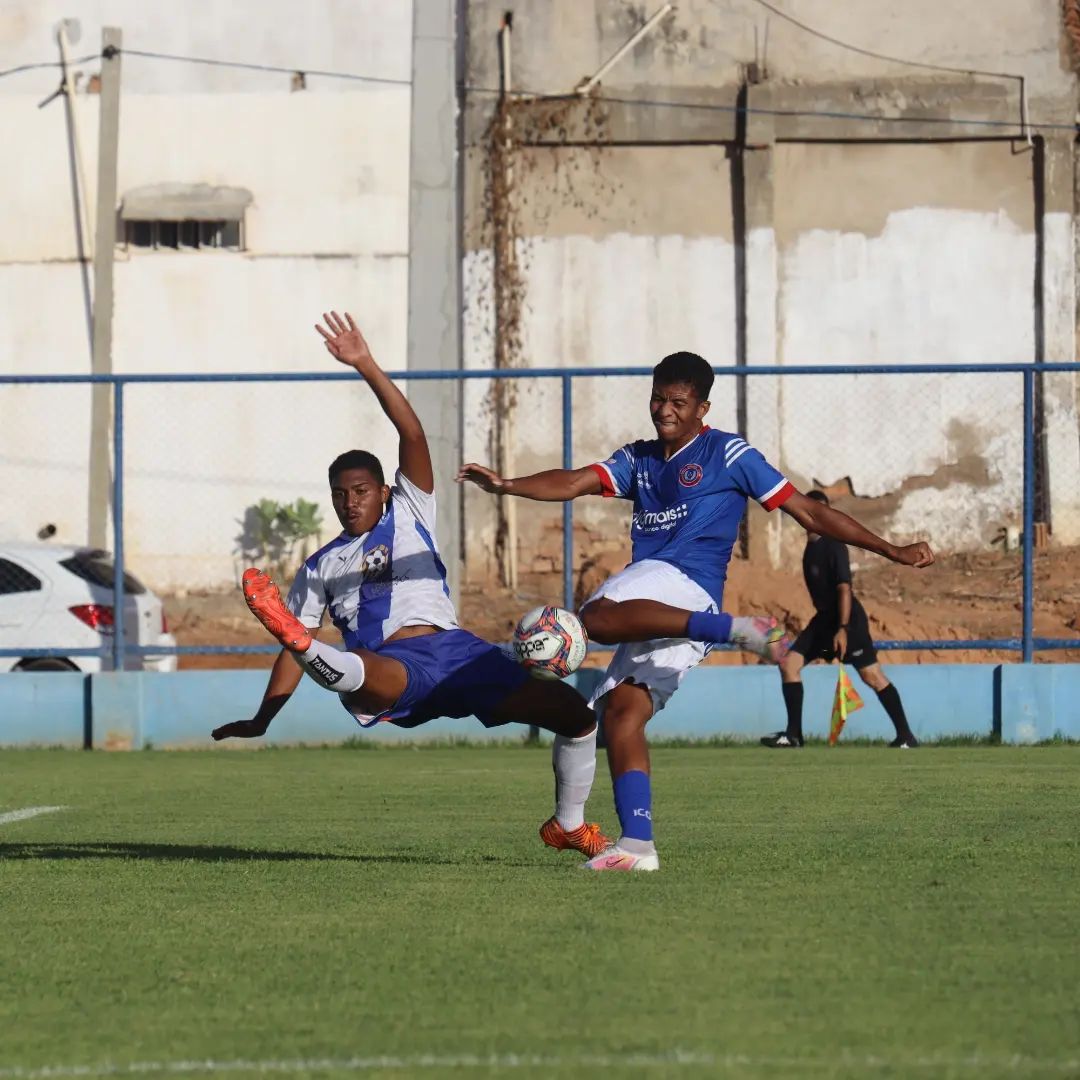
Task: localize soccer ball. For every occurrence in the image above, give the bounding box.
[512,605,588,680]
[362,544,389,576]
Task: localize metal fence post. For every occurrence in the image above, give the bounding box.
[1022,368,1035,663]
[562,374,574,611]
[111,379,126,672]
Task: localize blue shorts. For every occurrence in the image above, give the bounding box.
[341,628,529,729]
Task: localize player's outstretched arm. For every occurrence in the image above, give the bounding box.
[316,311,434,494]
[456,463,602,502]
[781,491,935,568]
[211,633,316,740]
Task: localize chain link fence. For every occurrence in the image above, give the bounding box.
[1,365,1078,668]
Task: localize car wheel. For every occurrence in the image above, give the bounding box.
[15,658,79,673]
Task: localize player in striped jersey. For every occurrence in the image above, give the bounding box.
[212,312,609,860]
[459,351,933,871]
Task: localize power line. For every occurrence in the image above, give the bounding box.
[0,46,410,86]
[1,44,1070,134]
[740,0,1023,83]
[467,86,1072,135]
[118,47,412,86]
[0,54,99,80]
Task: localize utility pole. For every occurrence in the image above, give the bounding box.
[406,0,463,599]
[55,18,94,353]
[88,27,121,551]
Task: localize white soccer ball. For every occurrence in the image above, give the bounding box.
[512,605,588,680]
[362,544,389,575]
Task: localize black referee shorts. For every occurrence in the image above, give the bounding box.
[790,603,878,669]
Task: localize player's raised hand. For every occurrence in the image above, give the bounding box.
[893,541,935,569]
[456,463,507,493]
[211,717,271,741]
[315,311,375,369]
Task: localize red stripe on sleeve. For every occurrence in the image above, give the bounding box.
[761,481,796,512]
[588,462,617,498]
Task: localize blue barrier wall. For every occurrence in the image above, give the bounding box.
[0,672,89,748]
[1,664,1077,747]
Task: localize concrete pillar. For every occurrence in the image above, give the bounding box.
[741,140,788,569]
[407,0,463,597]
[1042,137,1080,542]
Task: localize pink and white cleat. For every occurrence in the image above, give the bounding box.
[730,615,792,665]
[581,844,660,872]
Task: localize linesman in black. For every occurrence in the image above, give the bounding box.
[761,490,918,749]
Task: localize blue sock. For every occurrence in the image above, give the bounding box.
[687,610,733,644]
[613,770,653,841]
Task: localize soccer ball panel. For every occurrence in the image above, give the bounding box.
[512,605,588,680]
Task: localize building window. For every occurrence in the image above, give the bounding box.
[123,219,243,251]
[119,183,252,254]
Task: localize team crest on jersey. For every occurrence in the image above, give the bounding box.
[361,544,390,577]
[678,463,703,488]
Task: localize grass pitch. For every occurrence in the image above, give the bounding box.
[1,745,1078,1079]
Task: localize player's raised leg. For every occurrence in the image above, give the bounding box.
[486,678,611,858]
[242,566,409,711]
[581,596,790,663]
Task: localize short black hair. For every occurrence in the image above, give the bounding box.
[653,351,714,401]
[806,489,830,505]
[328,450,385,487]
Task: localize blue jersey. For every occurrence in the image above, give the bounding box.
[589,427,794,605]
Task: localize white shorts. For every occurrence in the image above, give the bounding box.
[583,559,718,715]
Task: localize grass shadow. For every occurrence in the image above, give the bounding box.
[0,841,464,865]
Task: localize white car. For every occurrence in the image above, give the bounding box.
[0,543,177,673]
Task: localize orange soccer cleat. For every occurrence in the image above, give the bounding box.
[241,568,312,652]
[539,816,612,858]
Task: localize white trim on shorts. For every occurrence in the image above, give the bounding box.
[583,559,718,715]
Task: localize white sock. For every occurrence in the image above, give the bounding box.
[553,727,597,830]
[618,836,657,856]
[292,640,366,693]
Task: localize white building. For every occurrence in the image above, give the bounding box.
[0,0,413,587]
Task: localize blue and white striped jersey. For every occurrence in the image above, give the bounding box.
[589,427,794,606]
[286,470,458,651]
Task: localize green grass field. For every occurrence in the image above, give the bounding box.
[1,745,1078,1080]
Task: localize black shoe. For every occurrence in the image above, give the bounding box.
[760,731,803,748]
[889,734,919,749]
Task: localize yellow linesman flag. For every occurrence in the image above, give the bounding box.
[828,666,865,745]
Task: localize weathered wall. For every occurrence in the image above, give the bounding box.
[466,0,1072,114]
[463,0,1080,583]
[0,2,412,588]
[463,144,737,581]
[767,141,1034,555]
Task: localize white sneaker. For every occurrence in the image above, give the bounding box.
[581,844,660,872]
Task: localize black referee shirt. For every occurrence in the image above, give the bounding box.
[802,535,853,616]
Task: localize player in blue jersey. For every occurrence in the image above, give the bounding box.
[459,351,934,871]
[212,312,612,860]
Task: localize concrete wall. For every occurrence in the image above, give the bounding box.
[0,2,412,588]
[4,663,1080,747]
[466,0,1073,113]
[462,0,1080,579]
[463,144,738,579]
[765,141,1037,557]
